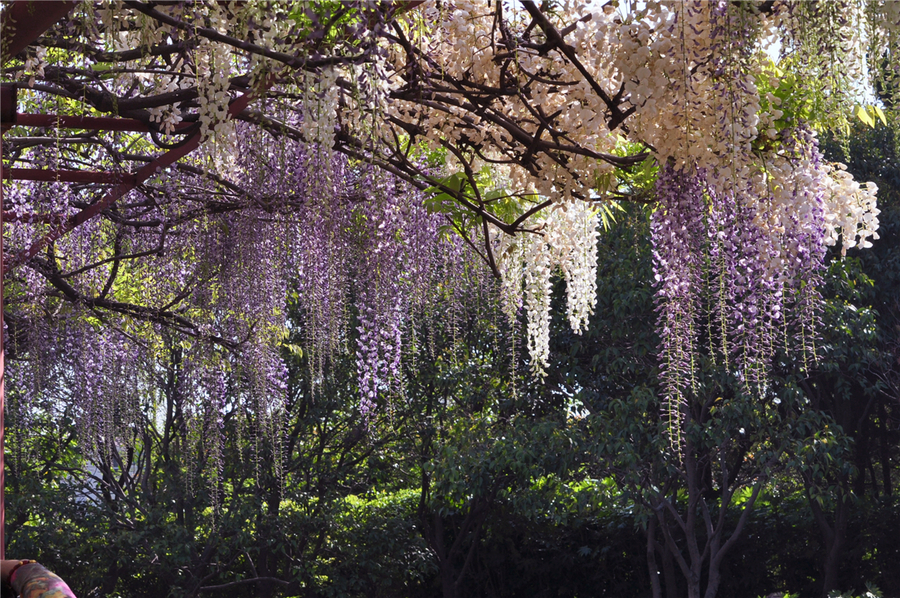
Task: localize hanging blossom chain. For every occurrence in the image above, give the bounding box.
[494,200,600,377]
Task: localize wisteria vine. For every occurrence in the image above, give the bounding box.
[2,0,891,468]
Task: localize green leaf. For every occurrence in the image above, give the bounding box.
[284,343,304,357]
[873,104,888,126]
[856,105,875,128]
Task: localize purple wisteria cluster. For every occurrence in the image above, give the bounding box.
[6,314,150,461]
[651,165,707,441]
[352,173,413,416]
[652,141,828,429]
[296,162,480,420]
[4,114,490,473]
[707,179,780,392]
[647,1,837,446]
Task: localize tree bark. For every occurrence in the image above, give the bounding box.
[805,481,850,598]
[879,400,892,497]
[646,517,663,598]
[662,542,679,598]
[819,499,849,597]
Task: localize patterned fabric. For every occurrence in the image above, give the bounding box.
[10,563,76,598]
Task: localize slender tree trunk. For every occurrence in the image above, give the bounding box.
[646,517,663,598]
[687,574,702,598]
[805,478,851,598]
[427,513,460,598]
[648,512,680,598]
[819,499,849,597]
[440,561,459,598]
[100,561,120,596]
[662,544,679,598]
[684,442,703,598]
[879,401,892,497]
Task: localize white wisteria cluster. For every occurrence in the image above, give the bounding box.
[823,164,880,255]
[386,0,621,201]
[547,202,601,335]
[759,149,878,274]
[146,74,184,135]
[20,46,46,88]
[389,1,883,244]
[496,201,600,376]
[196,38,237,146]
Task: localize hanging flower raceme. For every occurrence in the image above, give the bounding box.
[651,165,707,440]
[496,200,601,377]
[3,120,492,475]
[353,174,411,415]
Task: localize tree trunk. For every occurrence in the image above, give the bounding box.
[805,478,851,598]
[662,541,679,598]
[440,561,459,598]
[646,518,663,598]
[819,499,849,597]
[879,400,892,497]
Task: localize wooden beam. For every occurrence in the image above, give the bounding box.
[6,76,275,272]
[12,113,195,133]
[0,1,78,63]
[0,84,16,128]
[4,168,137,185]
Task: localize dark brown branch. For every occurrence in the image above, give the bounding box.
[98,228,124,299]
[62,231,166,279]
[199,577,290,592]
[27,257,240,351]
[519,1,634,130]
[123,1,370,70]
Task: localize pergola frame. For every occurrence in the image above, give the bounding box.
[0,0,274,559]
